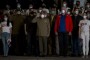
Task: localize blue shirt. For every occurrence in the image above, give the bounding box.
[59,15,66,32]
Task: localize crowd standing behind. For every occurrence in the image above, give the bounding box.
[0,0,90,58]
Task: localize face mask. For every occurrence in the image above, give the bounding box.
[42,6,46,8]
[29,6,33,9]
[41,14,45,18]
[61,10,65,14]
[6,5,10,9]
[87,5,90,8]
[87,13,90,18]
[44,14,47,17]
[63,4,66,7]
[4,17,8,21]
[76,2,80,6]
[6,10,10,14]
[39,10,42,13]
[75,11,79,14]
[17,11,21,14]
[26,10,29,15]
[17,4,21,8]
[76,4,79,6]
[51,11,56,15]
[83,16,87,19]
[67,12,70,14]
[30,9,34,12]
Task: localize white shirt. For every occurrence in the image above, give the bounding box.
[79,20,90,32]
[0,21,12,33]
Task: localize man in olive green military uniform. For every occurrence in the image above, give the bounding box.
[32,11,50,56]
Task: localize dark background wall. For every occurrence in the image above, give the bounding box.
[0,0,90,9]
[0,0,55,9]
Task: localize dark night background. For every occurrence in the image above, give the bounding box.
[0,0,90,9]
[0,0,89,9]
[0,0,56,9]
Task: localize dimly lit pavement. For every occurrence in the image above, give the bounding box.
[0,56,90,60]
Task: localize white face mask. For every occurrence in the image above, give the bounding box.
[63,4,66,7]
[59,12,61,14]
[39,10,42,13]
[6,5,10,9]
[61,10,65,14]
[87,13,90,18]
[17,4,21,8]
[17,11,21,14]
[29,6,33,9]
[44,14,47,17]
[41,14,45,18]
[6,10,10,14]
[67,12,70,14]
[83,16,87,19]
[4,17,8,21]
[51,11,56,15]
[87,5,90,8]
[75,11,79,14]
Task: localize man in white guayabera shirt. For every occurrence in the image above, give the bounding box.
[79,14,90,58]
[74,0,87,7]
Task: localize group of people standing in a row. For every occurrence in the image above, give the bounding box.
[0,0,90,58]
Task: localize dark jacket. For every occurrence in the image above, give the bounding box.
[72,15,83,37]
[24,15,36,34]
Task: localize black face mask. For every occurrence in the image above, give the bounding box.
[76,2,80,6]
[30,11,35,16]
[30,14,34,16]
[30,11,34,14]
[42,6,46,8]
[17,8,21,11]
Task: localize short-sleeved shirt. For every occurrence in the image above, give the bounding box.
[0,21,12,33]
[79,20,90,32]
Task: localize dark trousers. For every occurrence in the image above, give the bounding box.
[72,37,81,56]
[11,34,26,56]
[11,34,20,55]
[0,39,3,55]
[50,32,56,55]
[26,33,39,56]
[58,32,68,56]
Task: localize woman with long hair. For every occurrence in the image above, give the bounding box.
[79,14,90,58]
[0,14,12,57]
